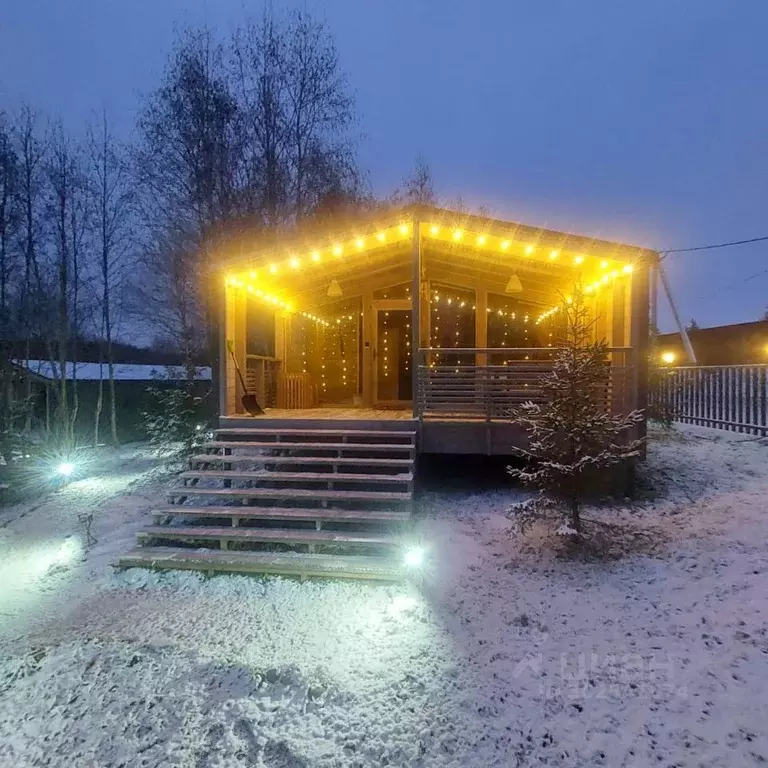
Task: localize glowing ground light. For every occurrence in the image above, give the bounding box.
[403,547,425,567]
[57,462,75,477]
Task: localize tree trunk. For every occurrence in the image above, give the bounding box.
[94,367,103,447]
[570,495,581,532]
[108,358,118,445]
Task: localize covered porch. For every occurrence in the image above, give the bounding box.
[219,206,653,452]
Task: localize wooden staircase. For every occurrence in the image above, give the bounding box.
[119,421,417,581]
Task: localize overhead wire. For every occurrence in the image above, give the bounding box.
[657,233,768,304]
[660,234,768,259]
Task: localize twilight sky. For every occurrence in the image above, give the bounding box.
[2,0,767,332]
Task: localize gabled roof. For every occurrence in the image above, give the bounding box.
[221,204,655,315]
[220,204,658,271]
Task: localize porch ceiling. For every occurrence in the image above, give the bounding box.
[270,240,579,312]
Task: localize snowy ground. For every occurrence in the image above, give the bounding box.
[1,426,767,767]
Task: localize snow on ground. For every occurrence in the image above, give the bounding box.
[1,426,767,767]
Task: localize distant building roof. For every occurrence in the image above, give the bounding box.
[658,320,768,366]
[13,360,212,382]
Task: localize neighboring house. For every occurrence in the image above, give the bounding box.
[10,360,212,441]
[658,321,768,366]
[218,204,655,454]
[15,360,211,383]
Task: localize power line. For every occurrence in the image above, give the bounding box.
[695,267,768,305]
[661,234,768,258]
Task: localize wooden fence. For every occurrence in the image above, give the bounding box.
[651,365,768,435]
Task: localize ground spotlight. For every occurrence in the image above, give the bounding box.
[403,546,425,568]
[57,462,75,478]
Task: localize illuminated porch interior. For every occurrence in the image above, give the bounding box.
[220,207,650,419]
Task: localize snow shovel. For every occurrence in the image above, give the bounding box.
[226,341,265,416]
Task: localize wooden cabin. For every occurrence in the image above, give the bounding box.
[219,205,654,453]
[119,205,655,579]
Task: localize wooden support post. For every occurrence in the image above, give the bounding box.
[226,291,247,415]
[221,284,235,417]
[630,259,652,443]
[411,212,421,417]
[362,290,374,406]
[475,287,488,367]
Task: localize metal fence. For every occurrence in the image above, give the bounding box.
[651,365,768,435]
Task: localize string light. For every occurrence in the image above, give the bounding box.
[229,222,638,298]
[382,311,389,378]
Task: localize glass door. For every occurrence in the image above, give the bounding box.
[373,302,412,406]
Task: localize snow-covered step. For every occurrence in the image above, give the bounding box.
[179,470,413,485]
[214,428,415,441]
[137,525,399,548]
[190,454,413,468]
[151,505,409,525]
[167,487,412,503]
[203,441,416,453]
[118,547,405,581]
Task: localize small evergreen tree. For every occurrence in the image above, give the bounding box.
[141,370,211,458]
[508,291,645,534]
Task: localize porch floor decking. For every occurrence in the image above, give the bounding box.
[227,407,415,420]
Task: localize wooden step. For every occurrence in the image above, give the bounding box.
[191,454,413,468]
[151,505,409,525]
[204,441,415,453]
[137,526,399,547]
[167,487,412,503]
[179,470,413,485]
[214,428,415,440]
[118,547,404,581]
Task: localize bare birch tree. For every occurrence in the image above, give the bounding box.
[15,108,46,432]
[135,27,239,371]
[87,111,132,445]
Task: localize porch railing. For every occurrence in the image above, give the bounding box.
[245,355,281,409]
[651,364,768,435]
[416,347,635,421]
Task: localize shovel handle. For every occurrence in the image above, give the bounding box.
[226,340,249,393]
